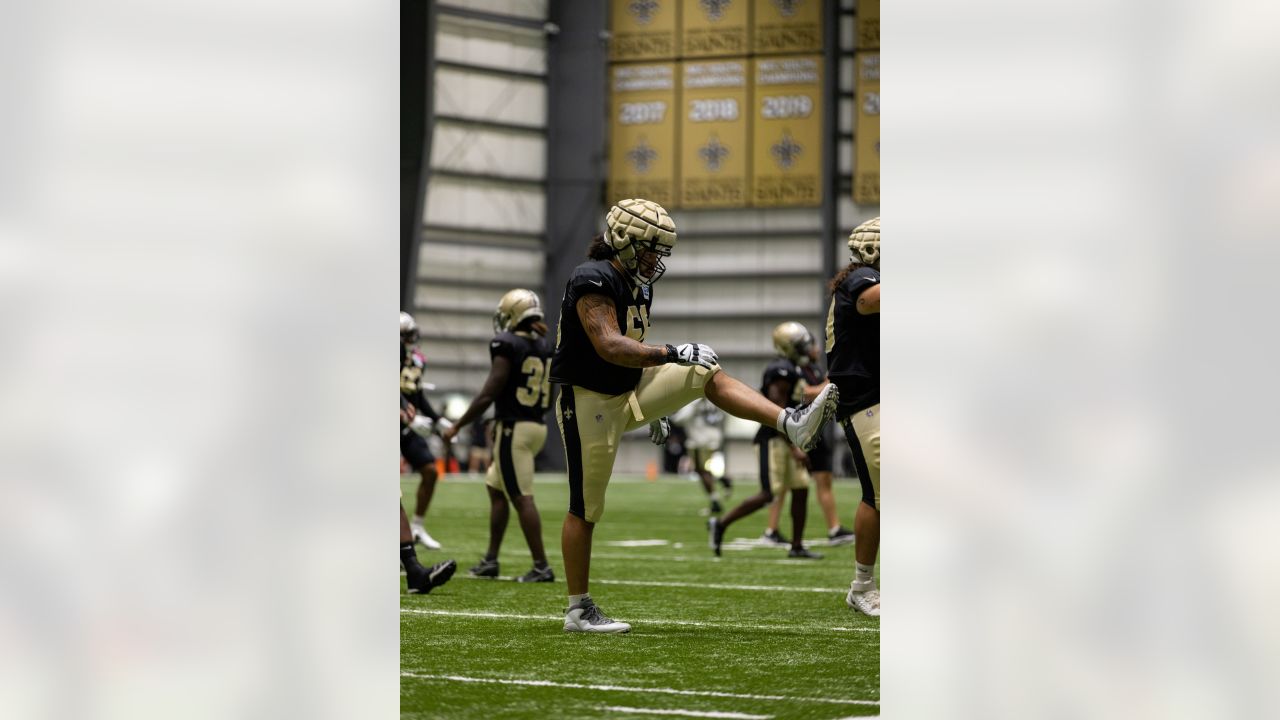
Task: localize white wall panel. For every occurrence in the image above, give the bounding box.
[418,242,545,285]
[839,138,854,175]
[437,0,548,21]
[643,316,820,357]
[414,310,505,342]
[839,97,854,134]
[433,68,546,127]
[840,56,855,92]
[437,16,547,75]
[420,368,491,396]
[416,337,492,368]
[415,282,515,314]
[424,176,545,234]
[662,236,822,277]
[655,278,824,315]
[675,207,823,234]
[431,123,546,180]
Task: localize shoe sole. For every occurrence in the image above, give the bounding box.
[846,590,880,616]
[424,561,456,591]
[563,625,631,633]
[794,384,840,451]
[826,535,856,547]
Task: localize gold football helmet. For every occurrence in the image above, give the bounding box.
[400,311,419,345]
[493,289,544,333]
[848,216,880,268]
[772,321,815,364]
[605,198,677,287]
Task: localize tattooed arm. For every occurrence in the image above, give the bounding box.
[577,294,669,368]
[856,284,880,315]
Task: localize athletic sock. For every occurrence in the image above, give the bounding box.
[829,525,841,535]
[568,593,591,609]
[400,543,424,573]
[774,408,787,432]
[855,561,875,585]
[534,560,548,570]
[411,515,425,527]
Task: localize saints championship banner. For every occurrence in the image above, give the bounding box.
[857,0,880,50]
[679,60,749,208]
[609,63,679,207]
[853,52,879,205]
[751,55,823,207]
[752,0,823,55]
[609,0,679,62]
[681,0,750,58]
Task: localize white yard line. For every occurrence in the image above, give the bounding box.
[601,705,773,719]
[606,539,673,547]
[400,608,878,633]
[404,568,855,591]
[584,551,847,563]
[593,578,842,594]
[399,672,879,707]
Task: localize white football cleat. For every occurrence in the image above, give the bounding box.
[563,601,631,633]
[412,525,442,550]
[781,383,839,452]
[846,583,880,617]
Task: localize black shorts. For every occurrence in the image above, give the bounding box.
[806,430,834,473]
[400,430,435,471]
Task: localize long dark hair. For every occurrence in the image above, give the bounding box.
[588,233,616,260]
[828,262,873,296]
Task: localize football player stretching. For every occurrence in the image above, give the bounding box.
[550,199,840,633]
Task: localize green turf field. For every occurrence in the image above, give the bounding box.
[401,472,880,719]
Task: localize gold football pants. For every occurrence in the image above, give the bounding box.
[556,363,718,523]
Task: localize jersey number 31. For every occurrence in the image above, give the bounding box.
[516,357,553,409]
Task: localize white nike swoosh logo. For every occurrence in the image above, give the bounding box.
[589,280,603,286]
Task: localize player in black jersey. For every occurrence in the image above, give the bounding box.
[712,322,825,559]
[551,198,840,633]
[442,289,556,583]
[399,398,456,594]
[826,217,881,617]
[762,329,855,547]
[671,398,732,514]
[401,311,452,550]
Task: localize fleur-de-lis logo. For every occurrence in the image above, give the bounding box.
[771,131,802,170]
[701,0,731,21]
[627,139,658,174]
[629,0,659,25]
[772,0,801,17]
[698,135,730,172]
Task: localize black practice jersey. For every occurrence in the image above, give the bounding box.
[400,343,440,422]
[754,357,806,443]
[825,266,880,416]
[550,259,653,396]
[491,330,553,423]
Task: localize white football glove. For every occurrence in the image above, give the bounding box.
[434,417,454,435]
[408,415,435,437]
[649,417,671,445]
[666,343,718,369]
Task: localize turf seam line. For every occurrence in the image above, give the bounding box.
[601,705,774,719]
[400,608,878,632]
[399,672,880,706]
